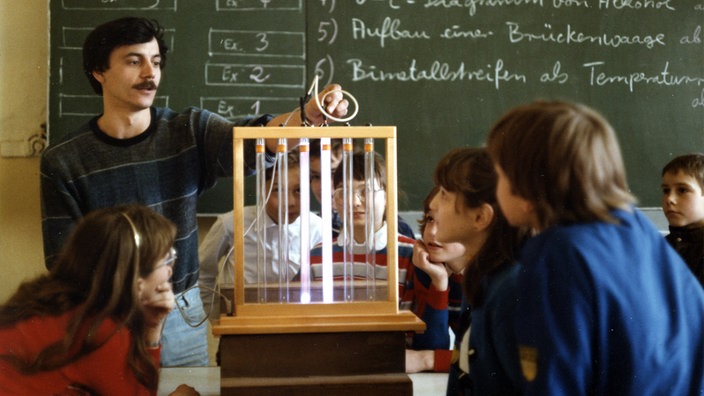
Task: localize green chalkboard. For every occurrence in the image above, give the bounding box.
[49,1,704,213]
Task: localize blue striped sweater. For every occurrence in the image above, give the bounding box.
[40,106,271,292]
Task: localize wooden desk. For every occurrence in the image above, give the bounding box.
[159,367,448,396]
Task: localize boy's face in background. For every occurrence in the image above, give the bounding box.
[333,178,386,232]
[265,166,301,224]
[661,170,704,227]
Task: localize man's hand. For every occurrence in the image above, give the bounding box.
[304,83,349,125]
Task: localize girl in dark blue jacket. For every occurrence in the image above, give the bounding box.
[420,147,527,396]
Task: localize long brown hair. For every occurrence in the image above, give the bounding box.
[0,204,176,389]
[434,148,526,306]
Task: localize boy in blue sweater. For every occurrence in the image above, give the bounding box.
[487,100,704,395]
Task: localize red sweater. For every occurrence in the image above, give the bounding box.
[0,311,159,395]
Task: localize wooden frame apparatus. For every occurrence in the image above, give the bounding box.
[213,126,424,335]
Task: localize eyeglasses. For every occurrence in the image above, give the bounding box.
[156,247,177,269]
[332,186,385,205]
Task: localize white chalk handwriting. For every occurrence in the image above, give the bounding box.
[347,58,527,90]
[506,22,666,49]
[584,61,704,92]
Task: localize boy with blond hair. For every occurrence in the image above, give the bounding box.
[487,100,704,395]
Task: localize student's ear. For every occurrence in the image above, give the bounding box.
[473,203,495,232]
[92,70,105,84]
[136,277,146,299]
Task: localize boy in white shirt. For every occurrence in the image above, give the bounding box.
[198,152,323,314]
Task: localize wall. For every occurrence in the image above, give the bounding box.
[0,1,48,302]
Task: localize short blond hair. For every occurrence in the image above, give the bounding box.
[487,100,635,230]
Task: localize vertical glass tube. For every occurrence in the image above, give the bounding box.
[255,138,267,303]
[320,138,334,303]
[364,138,377,301]
[298,138,311,304]
[277,139,289,303]
[342,138,354,302]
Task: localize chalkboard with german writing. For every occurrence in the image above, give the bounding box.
[49,0,704,213]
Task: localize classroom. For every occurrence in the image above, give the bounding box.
[1,1,702,395]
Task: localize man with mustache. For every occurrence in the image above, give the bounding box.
[39,17,348,367]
